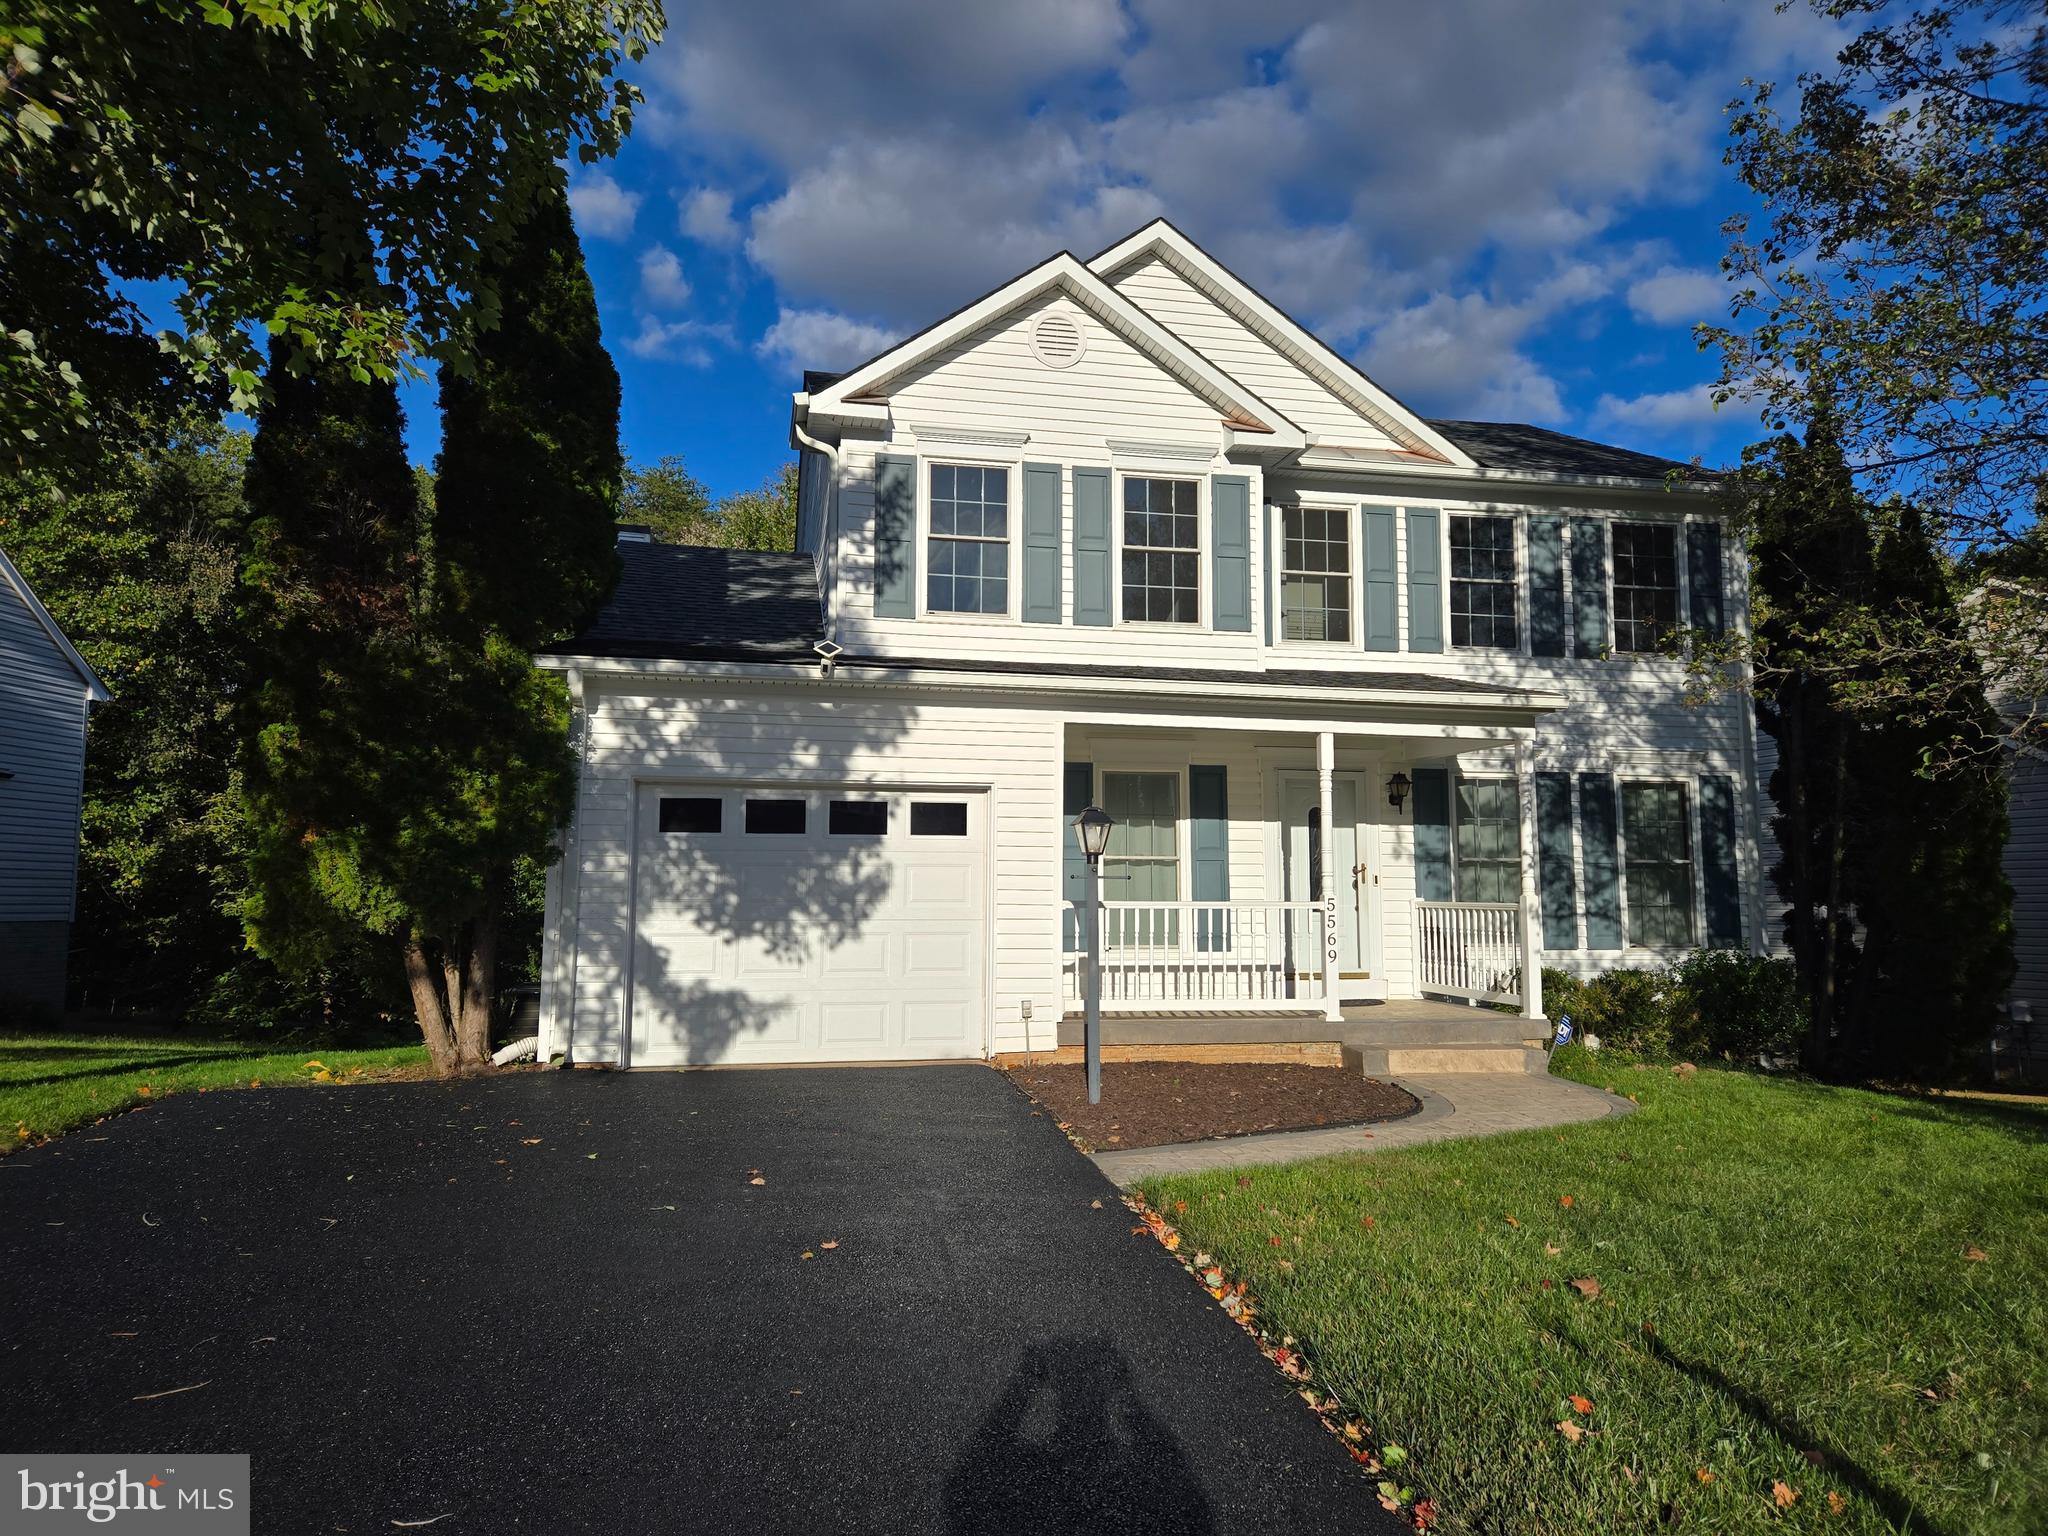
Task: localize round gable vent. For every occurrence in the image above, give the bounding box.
[1030,309,1087,369]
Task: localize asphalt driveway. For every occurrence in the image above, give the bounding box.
[2,1065,1403,1534]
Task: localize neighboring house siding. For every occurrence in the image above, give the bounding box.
[2004,748,2048,1007]
[549,681,1064,1061]
[1105,254,1402,447]
[0,570,91,1008]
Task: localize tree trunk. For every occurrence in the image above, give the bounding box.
[453,911,498,1072]
[404,940,460,1077]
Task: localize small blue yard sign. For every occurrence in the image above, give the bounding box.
[1552,1015,1574,1048]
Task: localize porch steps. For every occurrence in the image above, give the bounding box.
[1054,1009,1551,1076]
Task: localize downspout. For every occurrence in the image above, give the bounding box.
[554,663,588,1065]
[791,413,841,646]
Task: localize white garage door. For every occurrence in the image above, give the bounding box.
[627,784,988,1065]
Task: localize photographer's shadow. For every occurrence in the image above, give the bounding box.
[944,1335,1216,1534]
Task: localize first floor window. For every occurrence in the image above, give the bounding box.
[1612,522,1679,653]
[1121,477,1200,624]
[1454,779,1521,903]
[1102,771,1180,945]
[927,463,1009,614]
[1450,514,1518,649]
[1281,506,1351,641]
[1623,781,1693,946]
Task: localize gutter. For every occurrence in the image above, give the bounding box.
[788,408,840,647]
[533,651,1569,714]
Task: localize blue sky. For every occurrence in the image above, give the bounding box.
[399,1,1855,495]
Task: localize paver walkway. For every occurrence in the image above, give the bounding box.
[1092,1070,1632,1182]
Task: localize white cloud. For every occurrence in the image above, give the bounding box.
[566,170,642,240]
[757,307,899,373]
[625,315,734,366]
[1626,265,1729,326]
[1591,383,1723,431]
[638,246,693,309]
[680,187,742,248]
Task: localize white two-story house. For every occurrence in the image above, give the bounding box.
[535,220,1768,1069]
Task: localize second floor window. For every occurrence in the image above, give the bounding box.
[1280,506,1351,642]
[1122,476,1200,624]
[1450,514,1518,649]
[1612,522,1679,653]
[927,464,1009,615]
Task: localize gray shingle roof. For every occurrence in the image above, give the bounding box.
[539,543,823,662]
[1426,419,1711,480]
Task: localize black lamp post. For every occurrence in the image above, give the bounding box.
[1073,804,1114,1104]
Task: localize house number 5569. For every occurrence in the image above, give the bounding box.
[1324,894,1339,962]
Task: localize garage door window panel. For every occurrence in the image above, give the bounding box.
[744,798,808,835]
[910,801,969,836]
[829,800,889,836]
[659,797,722,834]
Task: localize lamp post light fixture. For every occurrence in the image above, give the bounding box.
[1386,771,1412,812]
[1071,803,1115,1104]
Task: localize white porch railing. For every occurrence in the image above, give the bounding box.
[1061,900,1326,1010]
[1415,900,1523,1006]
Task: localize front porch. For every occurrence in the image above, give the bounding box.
[1057,714,1556,1032]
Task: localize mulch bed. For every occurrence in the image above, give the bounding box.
[1005,1061,1421,1151]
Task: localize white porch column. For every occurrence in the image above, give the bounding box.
[1515,740,1546,1022]
[1318,730,1343,1023]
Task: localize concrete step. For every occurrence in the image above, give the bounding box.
[1351,1043,1553,1076]
[1340,1016,1536,1050]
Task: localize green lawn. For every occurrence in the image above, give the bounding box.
[1,1033,430,1149]
[1144,1051,2047,1535]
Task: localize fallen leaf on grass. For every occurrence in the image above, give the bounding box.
[1505,1215,1520,1228]
[1568,1276,1602,1299]
[1963,1246,1988,1262]
[1412,1496,1438,1529]
[1556,1420,1586,1443]
[1544,1243,1561,1256]
[136,1084,152,1098]
[1558,1195,1574,1209]
[1696,1469,1715,1484]
[1672,1062,1697,1078]
[1174,1200,1187,1214]
[1568,1394,1594,1415]
[1361,1216,1376,1229]
[1826,1491,1847,1515]
[133,1381,209,1401]
[1269,1235,1283,1246]
[1772,1481,1800,1509]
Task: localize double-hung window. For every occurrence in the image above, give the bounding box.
[1280,506,1351,641]
[1612,522,1680,653]
[1121,477,1200,624]
[1101,771,1180,945]
[1622,781,1694,946]
[1454,779,1522,903]
[1449,515,1518,650]
[927,464,1009,615]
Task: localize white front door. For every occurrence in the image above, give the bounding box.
[1280,772,1382,999]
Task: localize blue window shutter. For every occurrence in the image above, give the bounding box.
[1412,767,1453,901]
[1406,506,1443,653]
[1211,476,1251,632]
[1578,773,1622,950]
[873,454,916,618]
[1061,762,1092,953]
[1699,773,1742,946]
[1528,516,1566,658]
[1688,521,1726,637]
[1190,764,1231,952]
[1570,518,1607,658]
[1535,772,1578,949]
[1362,507,1398,652]
[1071,467,1111,627]
[1022,462,1062,625]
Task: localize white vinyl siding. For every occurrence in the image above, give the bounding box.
[0,573,92,924]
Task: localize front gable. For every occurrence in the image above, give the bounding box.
[1089,222,1475,471]
[803,253,1304,455]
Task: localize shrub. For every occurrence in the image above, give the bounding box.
[1578,969,1674,1056]
[1540,967,1590,1034]
[1668,948,1806,1061]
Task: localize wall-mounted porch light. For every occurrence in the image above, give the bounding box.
[1386,771,1412,812]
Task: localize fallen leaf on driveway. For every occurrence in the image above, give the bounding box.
[1773,1481,1800,1508]
[1568,1394,1595,1415]
[800,1251,814,1260]
[820,1240,839,1250]
[749,1176,766,1186]
[1568,1276,1602,1299]
[1556,1420,1585,1443]
[390,1517,453,1529]
[521,1138,542,1145]
[1090,1199,1102,1209]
